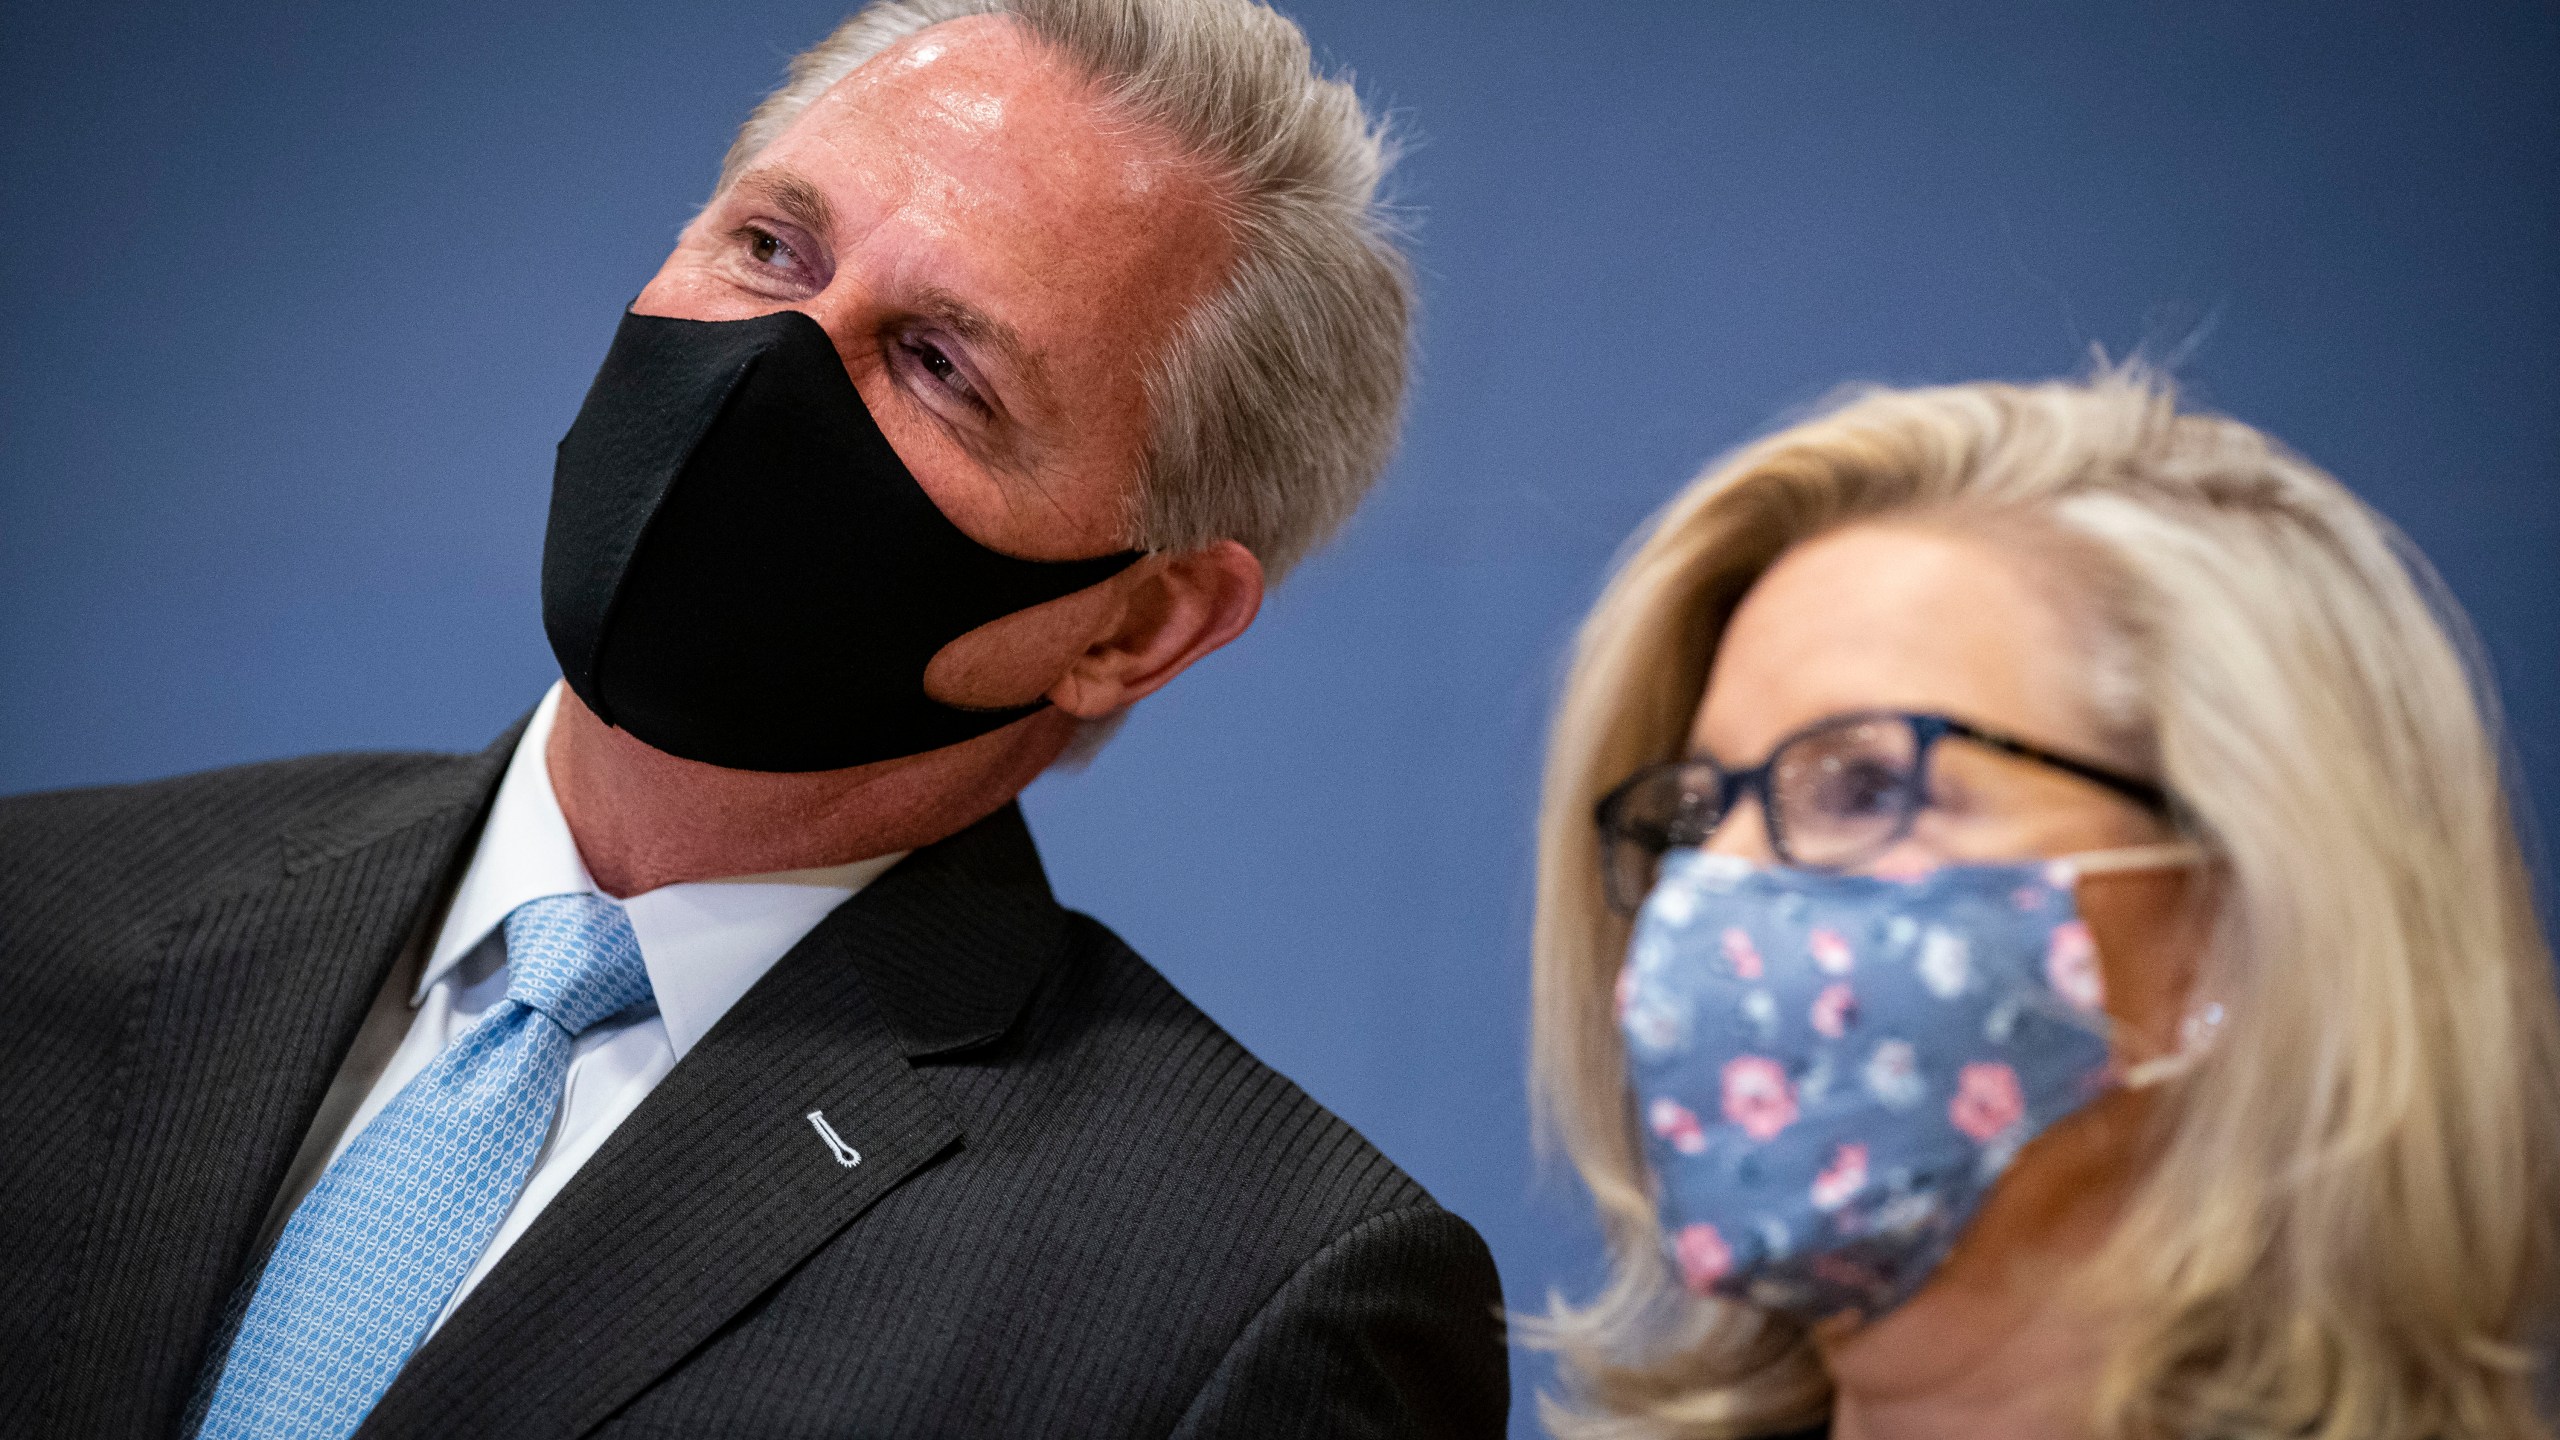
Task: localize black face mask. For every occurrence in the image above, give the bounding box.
[542,308,1143,772]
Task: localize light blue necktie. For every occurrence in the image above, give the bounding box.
[197,892,654,1440]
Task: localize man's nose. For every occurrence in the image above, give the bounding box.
[792,284,885,382]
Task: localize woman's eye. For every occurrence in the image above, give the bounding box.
[1815,759,1908,819]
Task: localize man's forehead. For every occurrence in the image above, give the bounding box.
[733,20,1233,405]
[759,18,1209,243]
[846,19,1047,132]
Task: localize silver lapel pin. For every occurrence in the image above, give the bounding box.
[804,1110,862,1168]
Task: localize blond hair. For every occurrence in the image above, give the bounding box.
[1528,369,2560,1438]
[716,0,1410,581]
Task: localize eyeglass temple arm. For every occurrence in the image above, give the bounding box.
[1938,718,2171,813]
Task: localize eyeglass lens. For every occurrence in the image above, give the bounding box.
[1601,714,1930,909]
[1767,714,1923,868]
[1599,765,1715,911]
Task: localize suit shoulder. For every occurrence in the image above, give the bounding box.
[945,912,1507,1429]
[1011,911,1454,1233]
[0,748,485,923]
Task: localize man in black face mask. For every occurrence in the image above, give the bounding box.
[0,3,1507,1437]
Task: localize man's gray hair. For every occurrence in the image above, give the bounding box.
[719,0,1412,581]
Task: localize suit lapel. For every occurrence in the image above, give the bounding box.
[45,739,511,1439]
[361,802,1073,1439]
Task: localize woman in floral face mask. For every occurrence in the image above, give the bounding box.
[1525,370,2560,1439]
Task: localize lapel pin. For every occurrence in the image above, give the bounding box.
[804,1109,862,1168]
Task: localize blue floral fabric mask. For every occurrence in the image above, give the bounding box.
[1618,844,2201,1326]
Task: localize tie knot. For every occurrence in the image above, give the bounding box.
[500,893,653,1035]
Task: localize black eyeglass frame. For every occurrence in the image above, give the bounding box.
[1591,709,2174,912]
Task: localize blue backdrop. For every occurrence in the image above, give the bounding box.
[5,2,2554,1427]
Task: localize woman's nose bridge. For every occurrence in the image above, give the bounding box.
[1703,788,1776,860]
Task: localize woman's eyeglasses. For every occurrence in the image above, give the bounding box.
[1592,710,2172,913]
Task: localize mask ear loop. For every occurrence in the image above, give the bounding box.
[2045,840,2208,885]
[2120,1000,2225,1089]
[2045,841,2220,1089]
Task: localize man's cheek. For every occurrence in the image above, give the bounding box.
[924,586,1120,710]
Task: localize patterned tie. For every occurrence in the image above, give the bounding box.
[197,892,654,1439]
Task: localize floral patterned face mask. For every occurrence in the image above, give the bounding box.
[1618,843,2208,1326]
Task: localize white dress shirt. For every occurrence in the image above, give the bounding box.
[321,683,904,1336]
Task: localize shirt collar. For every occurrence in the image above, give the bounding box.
[421,682,904,1059]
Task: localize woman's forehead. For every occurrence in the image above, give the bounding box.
[1692,524,2107,760]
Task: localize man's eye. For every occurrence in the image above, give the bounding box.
[902,338,980,404]
[744,227,794,267]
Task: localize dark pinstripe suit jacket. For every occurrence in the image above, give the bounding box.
[0,727,1508,1438]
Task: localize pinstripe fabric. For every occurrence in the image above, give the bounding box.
[2,743,509,1440]
[1,737,1507,1440]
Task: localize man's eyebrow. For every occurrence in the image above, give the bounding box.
[907,283,1049,413]
[731,168,838,244]
[728,171,1053,450]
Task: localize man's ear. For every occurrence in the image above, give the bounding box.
[1048,540,1263,719]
